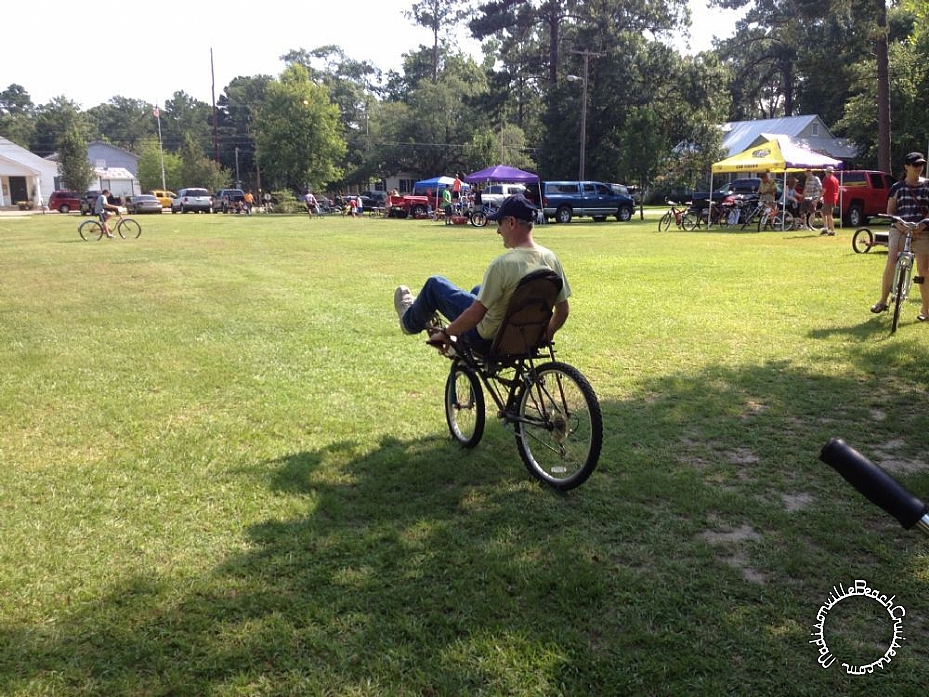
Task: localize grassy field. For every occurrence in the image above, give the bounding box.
[1,209,927,696]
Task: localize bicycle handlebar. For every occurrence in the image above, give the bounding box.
[819,437,929,533]
[870,213,922,229]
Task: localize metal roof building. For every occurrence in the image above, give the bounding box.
[721,115,858,161]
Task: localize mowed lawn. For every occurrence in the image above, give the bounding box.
[1,209,927,696]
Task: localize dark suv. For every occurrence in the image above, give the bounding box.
[691,178,782,208]
[212,188,245,213]
[80,190,121,215]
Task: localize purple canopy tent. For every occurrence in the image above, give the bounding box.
[463,165,540,184]
[464,165,543,221]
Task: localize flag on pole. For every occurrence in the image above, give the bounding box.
[153,106,160,119]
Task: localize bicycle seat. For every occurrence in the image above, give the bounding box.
[484,268,563,361]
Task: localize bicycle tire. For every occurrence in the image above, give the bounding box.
[852,228,873,254]
[811,207,824,229]
[773,211,795,231]
[78,220,103,241]
[445,361,485,448]
[890,258,910,334]
[741,208,759,230]
[117,218,142,238]
[514,362,602,491]
[756,212,769,232]
[469,210,488,227]
[658,212,673,231]
[681,212,701,231]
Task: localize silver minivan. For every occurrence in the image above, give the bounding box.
[171,188,213,214]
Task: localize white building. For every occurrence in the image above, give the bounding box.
[0,136,59,208]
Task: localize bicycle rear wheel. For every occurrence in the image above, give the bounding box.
[514,362,602,491]
[117,218,142,238]
[445,362,485,448]
[658,212,672,231]
[78,220,103,241]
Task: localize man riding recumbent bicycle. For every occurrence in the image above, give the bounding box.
[393,194,603,490]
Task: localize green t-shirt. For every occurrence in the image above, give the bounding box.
[442,188,452,206]
[475,245,571,339]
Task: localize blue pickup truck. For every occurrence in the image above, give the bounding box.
[542,180,635,223]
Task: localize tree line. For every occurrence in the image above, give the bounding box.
[1,0,926,197]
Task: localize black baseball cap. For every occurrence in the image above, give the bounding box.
[487,194,537,222]
[904,152,926,165]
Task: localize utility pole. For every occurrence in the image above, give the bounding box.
[154,104,166,189]
[568,49,604,181]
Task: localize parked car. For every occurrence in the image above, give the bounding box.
[359,191,388,212]
[125,194,164,214]
[80,190,122,215]
[148,189,176,208]
[541,180,634,223]
[48,190,81,213]
[212,188,245,213]
[171,188,212,214]
[609,183,642,204]
[691,177,782,208]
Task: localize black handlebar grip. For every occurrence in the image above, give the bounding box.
[820,437,927,529]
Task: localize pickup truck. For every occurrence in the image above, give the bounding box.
[837,170,894,227]
[212,188,245,213]
[479,183,526,209]
[541,180,634,223]
[386,193,432,218]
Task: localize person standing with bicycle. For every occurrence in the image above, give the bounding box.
[870,152,929,320]
[94,189,120,238]
[800,167,822,231]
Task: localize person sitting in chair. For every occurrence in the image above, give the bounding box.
[393,194,571,354]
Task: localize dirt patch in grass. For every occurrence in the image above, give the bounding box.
[699,523,766,584]
[781,492,814,512]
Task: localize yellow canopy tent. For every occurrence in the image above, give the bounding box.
[708,136,843,226]
[712,136,842,174]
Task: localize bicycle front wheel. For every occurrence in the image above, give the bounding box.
[891,259,910,334]
[658,212,672,232]
[774,211,794,231]
[445,361,485,448]
[681,212,701,231]
[469,210,488,227]
[117,218,142,238]
[514,362,602,491]
[78,220,103,241]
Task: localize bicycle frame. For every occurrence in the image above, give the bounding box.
[891,230,915,301]
[451,339,555,427]
[871,214,921,333]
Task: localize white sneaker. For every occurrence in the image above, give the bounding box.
[394,286,415,334]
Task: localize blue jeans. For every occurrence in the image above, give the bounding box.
[402,275,493,353]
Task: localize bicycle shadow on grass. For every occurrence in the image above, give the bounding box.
[3,360,929,694]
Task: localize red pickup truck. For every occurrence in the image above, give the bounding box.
[837,170,895,227]
[387,193,432,219]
